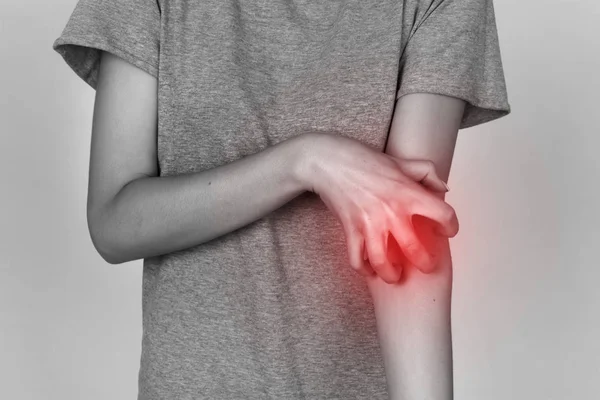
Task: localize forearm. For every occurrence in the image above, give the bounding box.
[366,188,454,400]
[367,185,454,400]
[367,93,464,399]
[368,154,454,400]
[93,134,312,264]
[366,239,453,400]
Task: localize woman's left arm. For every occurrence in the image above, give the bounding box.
[367,92,466,400]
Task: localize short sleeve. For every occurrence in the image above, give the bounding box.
[397,0,511,129]
[52,0,160,90]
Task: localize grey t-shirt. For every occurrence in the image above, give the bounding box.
[53,0,510,398]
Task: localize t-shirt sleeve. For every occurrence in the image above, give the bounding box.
[397,0,511,129]
[52,0,160,91]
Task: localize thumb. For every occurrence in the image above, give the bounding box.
[391,158,449,193]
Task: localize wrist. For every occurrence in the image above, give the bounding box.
[289,133,322,193]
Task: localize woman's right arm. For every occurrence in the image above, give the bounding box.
[90,51,456,271]
[88,51,313,264]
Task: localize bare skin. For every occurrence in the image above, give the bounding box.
[89,50,464,399]
[88,51,317,263]
[366,93,466,400]
[307,132,459,281]
[88,51,457,268]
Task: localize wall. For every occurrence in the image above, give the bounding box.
[1,0,598,399]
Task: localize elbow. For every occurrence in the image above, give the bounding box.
[98,246,125,265]
[87,208,128,265]
[88,224,124,265]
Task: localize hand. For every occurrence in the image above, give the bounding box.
[302,133,459,283]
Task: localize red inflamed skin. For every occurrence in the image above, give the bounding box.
[381,214,446,282]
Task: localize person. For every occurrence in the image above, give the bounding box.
[52,0,510,398]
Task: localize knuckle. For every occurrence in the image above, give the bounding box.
[393,191,414,210]
[382,210,397,227]
[359,207,373,224]
[362,212,384,233]
[368,254,387,269]
[382,274,398,284]
[349,261,363,271]
[381,201,399,219]
[443,204,457,222]
[403,240,420,255]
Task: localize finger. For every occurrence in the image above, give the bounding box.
[412,214,445,263]
[346,224,376,278]
[391,158,449,193]
[385,230,405,267]
[363,218,402,284]
[408,190,459,238]
[380,205,406,267]
[388,214,435,273]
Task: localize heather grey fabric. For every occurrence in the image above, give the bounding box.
[53,1,510,398]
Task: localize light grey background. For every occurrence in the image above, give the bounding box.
[1,0,598,399]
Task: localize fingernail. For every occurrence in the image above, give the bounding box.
[442,181,450,192]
